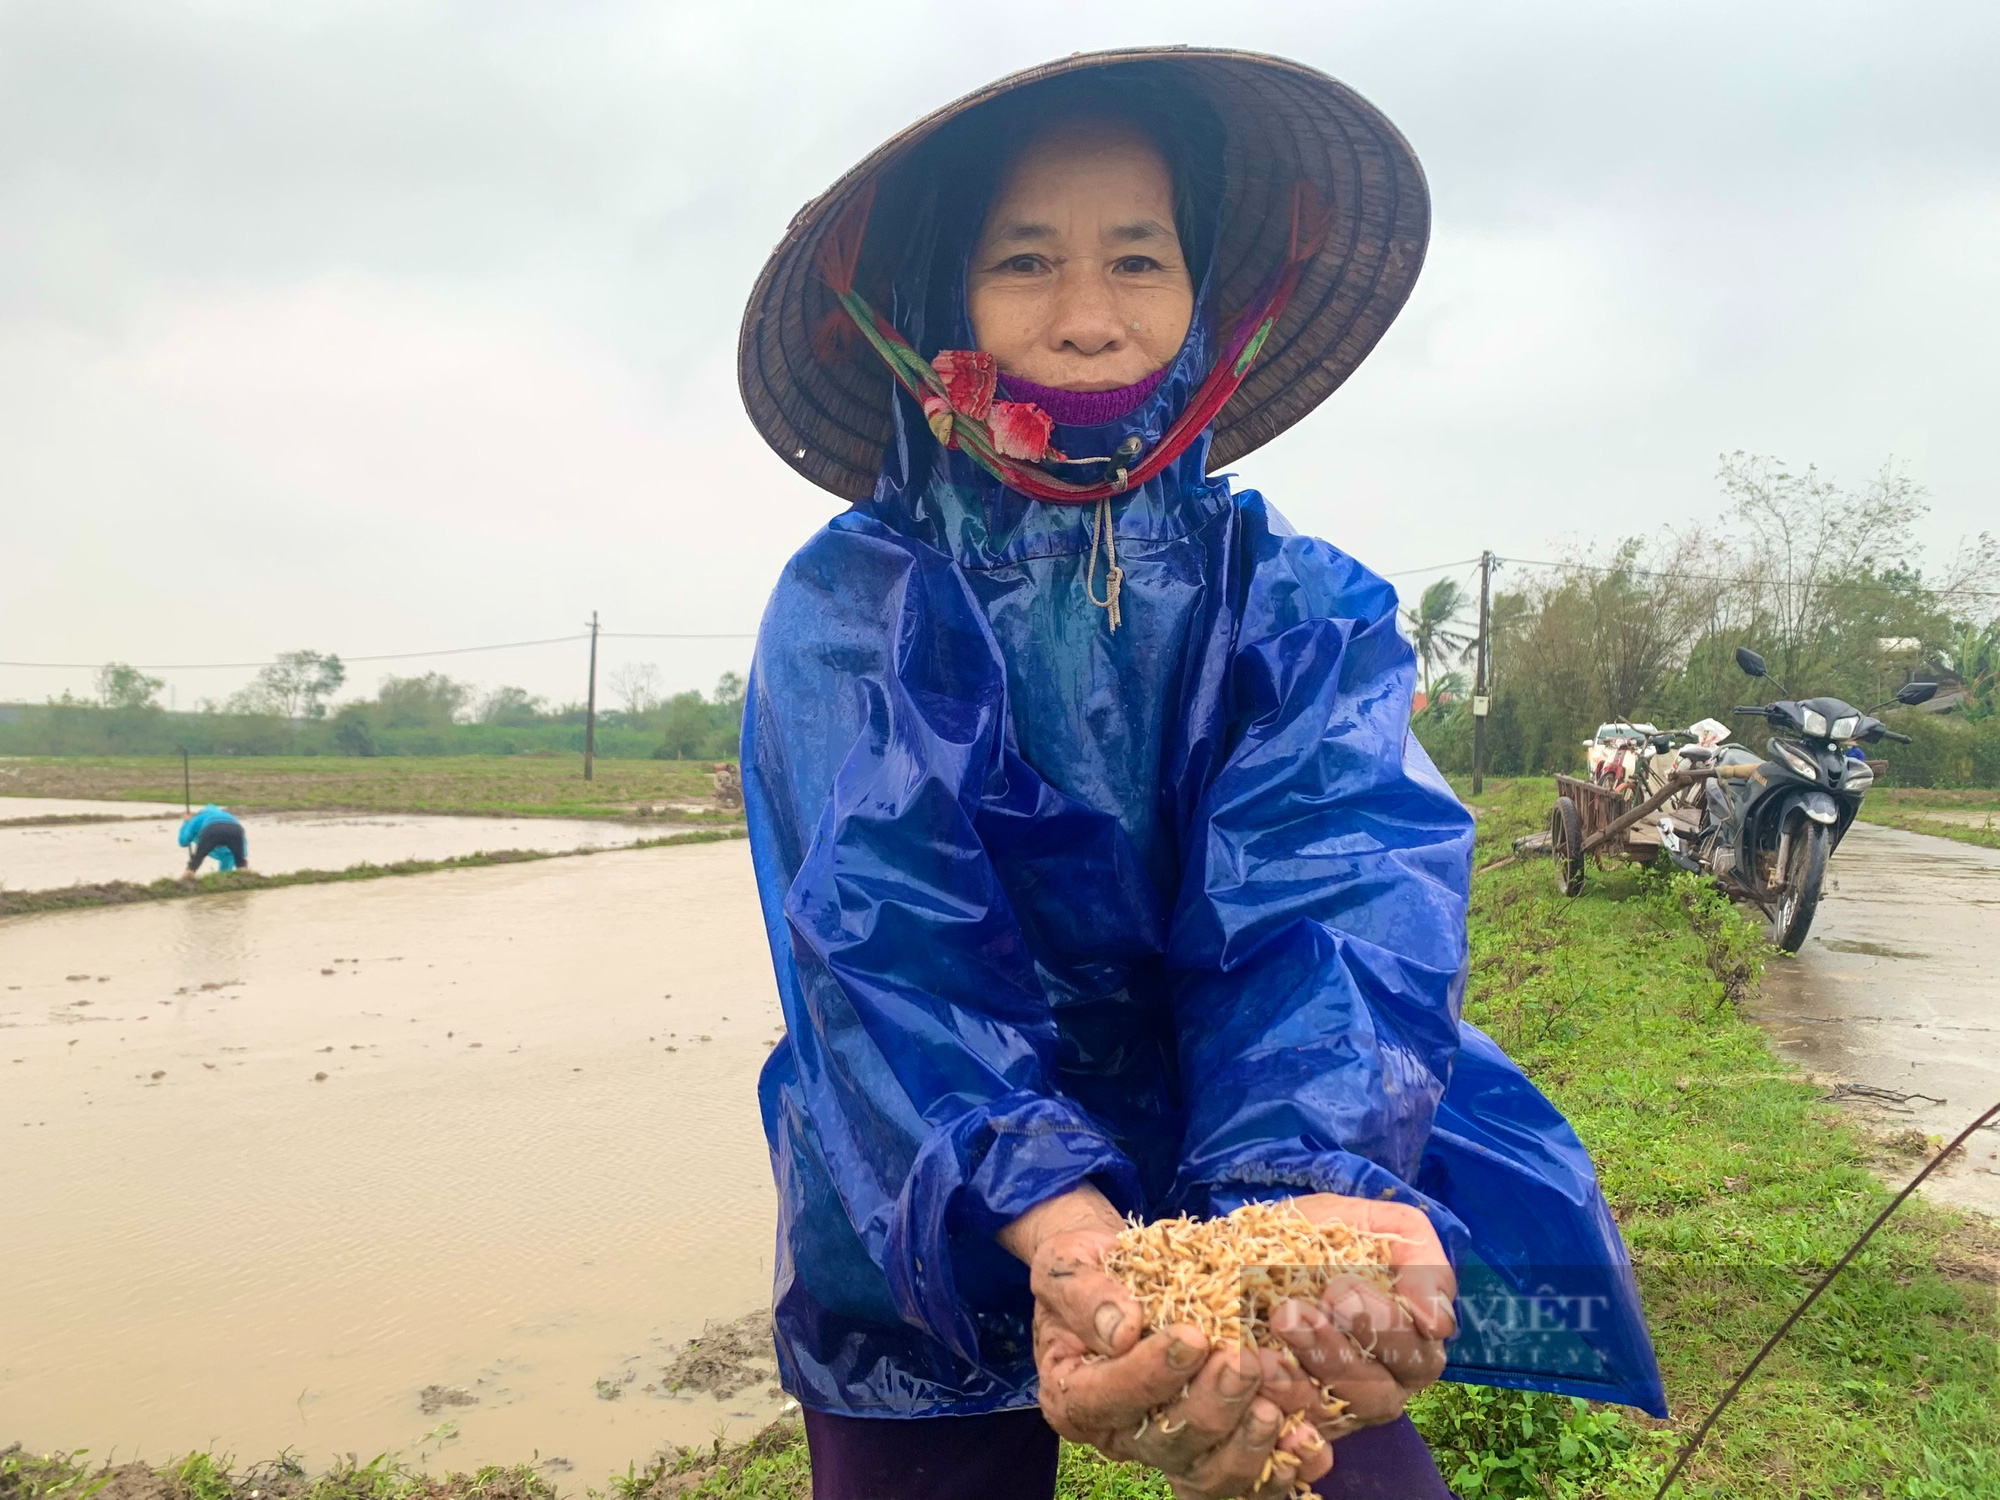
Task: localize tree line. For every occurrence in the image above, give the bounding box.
[9,661,747,761]
[1409,453,2000,787]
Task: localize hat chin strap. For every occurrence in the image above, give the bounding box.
[816,181,1329,508]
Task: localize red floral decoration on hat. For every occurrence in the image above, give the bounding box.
[932,350,997,420]
[989,400,1055,462]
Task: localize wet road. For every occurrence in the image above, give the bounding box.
[1756,820,2000,1217]
[0,841,782,1483]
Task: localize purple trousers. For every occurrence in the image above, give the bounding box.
[803,1407,1456,1500]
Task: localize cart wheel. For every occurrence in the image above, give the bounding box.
[1550,796,1585,897]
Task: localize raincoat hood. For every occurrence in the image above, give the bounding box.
[739,59,1663,1429]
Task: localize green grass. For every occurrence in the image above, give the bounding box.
[0,828,747,918]
[8,779,1996,1499]
[0,756,733,821]
[1,1444,557,1500]
[1860,812,2000,852]
[1855,787,2000,851]
[1867,788,2000,813]
[1857,810,2000,851]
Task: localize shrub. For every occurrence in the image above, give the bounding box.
[1875,709,2000,788]
[330,706,379,757]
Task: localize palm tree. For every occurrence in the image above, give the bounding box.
[1403,578,1475,701]
[1940,621,2000,721]
[1414,670,1469,726]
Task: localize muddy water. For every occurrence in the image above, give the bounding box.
[0,842,784,1483]
[1753,821,2000,1217]
[0,811,673,891]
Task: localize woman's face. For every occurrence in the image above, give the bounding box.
[967,122,1194,392]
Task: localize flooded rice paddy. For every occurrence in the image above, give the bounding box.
[0,801,674,891]
[0,839,783,1484]
[1754,820,2000,1217]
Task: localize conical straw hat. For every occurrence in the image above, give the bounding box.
[738,47,1428,502]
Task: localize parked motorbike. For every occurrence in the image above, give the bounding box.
[1664,647,1936,951]
[1586,720,1660,797]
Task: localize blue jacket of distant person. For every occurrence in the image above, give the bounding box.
[178,804,240,871]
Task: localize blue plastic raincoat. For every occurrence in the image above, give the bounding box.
[742,181,1664,1425]
[177,804,240,872]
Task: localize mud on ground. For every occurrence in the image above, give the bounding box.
[655,1310,779,1400]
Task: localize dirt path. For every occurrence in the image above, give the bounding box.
[1753,820,2000,1217]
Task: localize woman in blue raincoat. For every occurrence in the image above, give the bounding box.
[735,49,1662,1500]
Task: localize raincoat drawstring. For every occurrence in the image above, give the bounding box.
[1086,493,1123,632]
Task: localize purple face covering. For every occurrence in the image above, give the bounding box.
[997,365,1168,426]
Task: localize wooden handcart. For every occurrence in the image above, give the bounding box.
[1548,768,1708,897]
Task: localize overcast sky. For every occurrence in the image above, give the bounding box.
[4,0,1996,709]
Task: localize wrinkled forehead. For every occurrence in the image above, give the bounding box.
[978,122,1182,254]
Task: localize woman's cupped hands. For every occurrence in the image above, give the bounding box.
[1001,1188,1456,1500]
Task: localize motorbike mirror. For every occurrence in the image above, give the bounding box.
[1734,646,1768,678]
[1895,680,1939,706]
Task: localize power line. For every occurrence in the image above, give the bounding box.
[602,631,757,640]
[0,624,756,680]
[331,634,595,663]
[0,624,772,672]
[0,633,591,672]
[1380,556,1483,578]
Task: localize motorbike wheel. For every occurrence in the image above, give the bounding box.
[1770,821,1829,953]
[1551,796,1585,898]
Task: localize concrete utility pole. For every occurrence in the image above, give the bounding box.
[1471,551,1493,796]
[583,611,600,783]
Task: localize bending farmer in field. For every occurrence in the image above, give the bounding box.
[736,50,1663,1500]
[178,803,247,879]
